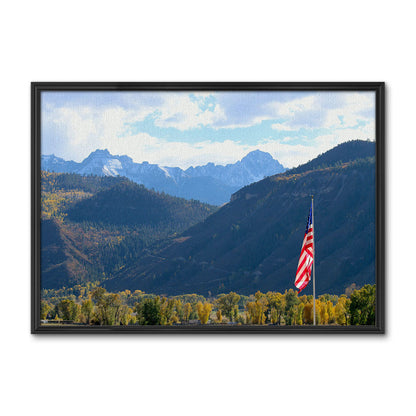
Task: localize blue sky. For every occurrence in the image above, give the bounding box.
[41,90,375,168]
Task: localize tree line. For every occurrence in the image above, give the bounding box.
[41,284,375,326]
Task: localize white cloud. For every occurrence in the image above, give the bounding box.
[213,95,319,130]
[266,92,375,133]
[322,92,375,130]
[269,95,317,118]
[257,141,324,168]
[84,123,373,170]
[271,122,297,131]
[41,91,376,170]
[153,93,226,131]
[41,103,251,167]
[257,123,374,168]
[41,103,152,160]
[107,134,252,169]
[42,98,375,169]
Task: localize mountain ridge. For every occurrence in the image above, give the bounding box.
[40,172,217,289]
[103,140,376,296]
[41,149,286,205]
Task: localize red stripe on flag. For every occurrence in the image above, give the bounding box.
[294,217,314,292]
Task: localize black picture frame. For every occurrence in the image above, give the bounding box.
[32,82,385,334]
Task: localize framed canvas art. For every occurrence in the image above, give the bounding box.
[31,82,385,333]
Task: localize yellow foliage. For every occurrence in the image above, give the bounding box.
[326,300,335,324]
[184,302,192,323]
[303,302,314,324]
[319,300,329,324]
[270,308,278,324]
[296,303,305,325]
[335,296,348,325]
[246,296,268,324]
[216,309,223,323]
[41,190,92,220]
[197,301,212,324]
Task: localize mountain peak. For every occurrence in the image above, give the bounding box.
[42,148,286,205]
[242,150,274,162]
[240,150,285,173]
[89,149,111,157]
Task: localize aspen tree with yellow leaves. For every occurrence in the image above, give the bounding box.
[197,302,212,324]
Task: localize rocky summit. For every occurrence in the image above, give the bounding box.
[41,149,286,205]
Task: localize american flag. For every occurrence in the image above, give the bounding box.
[294,205,314,292]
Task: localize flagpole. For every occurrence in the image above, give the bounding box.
[312,195,316,326]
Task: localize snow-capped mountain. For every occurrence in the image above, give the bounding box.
[41,154,79,172]
[41,149,286,205]
[185,150,285,187]
[75,149,125,176]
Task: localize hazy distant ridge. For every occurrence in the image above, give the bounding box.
[41,149,286,205]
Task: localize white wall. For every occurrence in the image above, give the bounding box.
[0,1,411,415]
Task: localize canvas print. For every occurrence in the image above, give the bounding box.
[33,84,383,332]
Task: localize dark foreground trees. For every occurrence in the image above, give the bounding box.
[349,284,375,325]
[41,284,376,326]
[217,292,240,322]
[135,297,162,325]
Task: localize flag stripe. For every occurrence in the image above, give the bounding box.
[295,258,311,283]
[295,259,312,287]
[294,205,314,293]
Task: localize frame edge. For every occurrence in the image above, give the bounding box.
[31,82,386,334]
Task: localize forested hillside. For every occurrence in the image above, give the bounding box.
[41,140,376,298]
[41,172,217,289]
[66,181,214,227]
[104,141,376,296]
[288,140,375,174]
